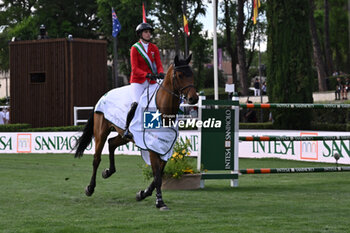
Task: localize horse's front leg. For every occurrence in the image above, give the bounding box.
[136,181,155,201]
[149,152,169,210]
[85,153,101,196]
[102,135,128,179]
[85,135,107,196]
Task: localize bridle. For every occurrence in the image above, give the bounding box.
[158,64,196,100]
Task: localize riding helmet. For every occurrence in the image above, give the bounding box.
[136,23,154,36]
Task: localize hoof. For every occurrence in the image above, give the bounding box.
[85,186,94,196]
[136,190,144,201]
[102,168,115,179]
[156,199,168,210]
[159,206,170,211]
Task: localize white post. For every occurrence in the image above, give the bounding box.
[74,107,78,126]
[198,95,205,188]
[213,0,219,100]
[197,96,205,171]
[231,93,239,187]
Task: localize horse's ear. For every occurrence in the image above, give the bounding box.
[174,55,179,66]
[185,54,192,64]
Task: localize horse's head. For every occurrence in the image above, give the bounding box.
[172,54,198,105]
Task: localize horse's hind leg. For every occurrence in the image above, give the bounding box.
[85,114,110,196]
[102,135,128,179]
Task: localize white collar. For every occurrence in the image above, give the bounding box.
[141,40,149,53]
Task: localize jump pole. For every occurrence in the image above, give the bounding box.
[239,135,350,141]
[240,166,350,174]
[240,103,350,109]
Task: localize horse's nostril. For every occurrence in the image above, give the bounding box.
[188,96,198,104]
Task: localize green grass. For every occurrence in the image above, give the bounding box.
[1,154,350,233]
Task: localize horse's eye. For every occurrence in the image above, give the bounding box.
[178,73,184,79]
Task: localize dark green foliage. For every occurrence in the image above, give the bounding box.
[24,125,84,132]
[195,66,226,90]
[0,123,31,132]
[0,97,9,105]
[240,122,274,129]
[266,0,314,129]
[0,124,83,132]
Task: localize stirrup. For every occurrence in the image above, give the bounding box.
[123,129,133,140]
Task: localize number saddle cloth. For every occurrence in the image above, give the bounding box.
[94,82,177,165]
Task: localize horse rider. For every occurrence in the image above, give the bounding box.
[123,22,164,139]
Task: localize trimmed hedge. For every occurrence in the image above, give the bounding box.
[239,122,274,129]
[0,124,31,132]
[24,125,85,132]
[0,124,84,132]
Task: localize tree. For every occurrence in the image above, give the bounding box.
[152,0,205,56]
[189,26,211,90]
[0,0,37,70]
[223,0,237,85]
[267,0,314,129]
[323,0,334,75]
[236,0,248,95]
[219,0,266,95]
[309,0,328,91]
[313,0,349,73]
[0,0,100,71]
[0,30,10,70]
[34,0,99,39]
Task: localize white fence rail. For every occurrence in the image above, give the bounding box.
[73,106,94,126]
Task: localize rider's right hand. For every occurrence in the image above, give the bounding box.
[146,73,152,79]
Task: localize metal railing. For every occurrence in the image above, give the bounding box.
[73,106,93,126]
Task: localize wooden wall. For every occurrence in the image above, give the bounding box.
[10,38,107,127]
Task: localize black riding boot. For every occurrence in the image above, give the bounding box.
[123,102,138,140]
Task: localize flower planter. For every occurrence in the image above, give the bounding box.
[162,173,201,190]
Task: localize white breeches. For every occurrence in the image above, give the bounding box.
[130,81,155,103]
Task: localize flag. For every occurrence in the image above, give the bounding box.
[253,0,261,24]
[142,2,147,23]
[112,8,121,37]
[183,14,189,36]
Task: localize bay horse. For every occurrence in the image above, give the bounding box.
[74,54,198,210]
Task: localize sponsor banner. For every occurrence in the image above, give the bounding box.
[0,131,200,156]
[1,130,349,165]
[239,130,350,165]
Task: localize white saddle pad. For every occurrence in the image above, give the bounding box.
[94,83,177,165]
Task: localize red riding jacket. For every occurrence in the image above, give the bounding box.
[130,41,164,84]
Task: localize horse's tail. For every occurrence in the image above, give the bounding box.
[74,113,94,158]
